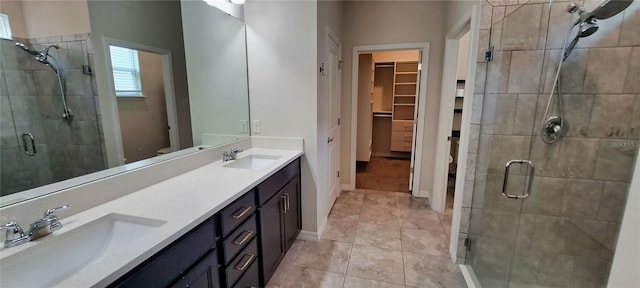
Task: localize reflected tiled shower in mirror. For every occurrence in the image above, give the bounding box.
[0,34,105,195]
[460,0,640,287]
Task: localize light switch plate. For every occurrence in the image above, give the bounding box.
[252,120,261,134]
[240,120,248,133]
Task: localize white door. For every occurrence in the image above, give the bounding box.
[408,50,423,191]
[327,33,341,202]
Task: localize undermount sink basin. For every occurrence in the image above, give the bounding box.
[223,154,280,170]
[0,213,166,287]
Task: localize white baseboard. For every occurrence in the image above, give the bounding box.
[341,184,354,191]
[459,264,481,288]
[298,230,319,241]
[298,216,328,242]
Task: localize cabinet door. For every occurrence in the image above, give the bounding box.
[171,250,220,288]
[282,177,301,251]
[258,190,285,285]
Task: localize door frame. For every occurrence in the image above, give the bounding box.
[100,37,180,166]
[348,42,430,197]
[440,5,481,261]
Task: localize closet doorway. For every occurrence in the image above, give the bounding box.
[351,45,429,194]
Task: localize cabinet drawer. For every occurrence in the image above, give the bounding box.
[223,214,257,265]
[231,259,259,288]
[225,239,259,288]
[391,141,413,152]
[111,219,216,288]
[220,190,256,237]
[391,131,413,143]
[392,121,413,132]
[257,159,300,206]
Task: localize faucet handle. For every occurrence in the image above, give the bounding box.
[0,221,29,247]
[231,148,243,153]
[44,205,70,217]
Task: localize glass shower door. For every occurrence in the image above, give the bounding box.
[465,0,639,287]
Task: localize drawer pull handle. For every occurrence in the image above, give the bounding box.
[234,253,256,271]
[233,230,255,246]
[232,206,252,219]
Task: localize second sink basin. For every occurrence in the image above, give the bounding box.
[224,154,280,170]
[0,213,166,287]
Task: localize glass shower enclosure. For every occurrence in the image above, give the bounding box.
[465,0,639,287]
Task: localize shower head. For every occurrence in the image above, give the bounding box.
[589,0,634,20]
[564,19,599,60]
[15,42,60,73]
[15,42,40,56]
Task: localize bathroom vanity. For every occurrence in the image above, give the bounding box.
[0,139,303,288]
[110,158,301,288]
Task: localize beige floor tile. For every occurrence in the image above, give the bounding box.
[294,239,352,273]
[269,266,345,288]
[354,222,402,250]
[321,214,359,242]
[339,189,367,205]
[343,276,405,288]
[398,195,431,210]
[281,239,305,266]
[330,200,363,218]
[359,206,400,226]
[438,214,453,239]
[363,190,399,208]
[403,252,467,288]
[346,244,405,285]
[401,228,449,256]
[398,209,444,232]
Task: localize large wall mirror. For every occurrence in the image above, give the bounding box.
[0,0,250,207]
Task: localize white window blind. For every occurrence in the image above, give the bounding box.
[110,45,142,97]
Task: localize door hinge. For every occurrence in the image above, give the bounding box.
[338,60,343,70]
[418,63,422,71]
[485,46,495,62]
[464,237,472,252]
[337,170,340,178]
[410,168,414,173]
[338,118,341,125]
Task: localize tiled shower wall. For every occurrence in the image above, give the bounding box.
[0,34,105,196]
[455,0,640,287]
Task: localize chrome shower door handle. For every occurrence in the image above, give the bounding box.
[502,160,535,199]
[21,133,36,156]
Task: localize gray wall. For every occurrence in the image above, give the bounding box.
[87,0,192,167]
[459,0,640,287]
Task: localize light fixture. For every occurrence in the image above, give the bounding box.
[227,0,245,4]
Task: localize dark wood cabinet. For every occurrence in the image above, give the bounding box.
[171,251,220,288]
[282,177,301,251]
[110,157,301,288]
[257,159,301,286]
[258,189,285,283]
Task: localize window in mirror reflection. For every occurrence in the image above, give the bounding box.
[110,46,171,164]
[110,46,143,97]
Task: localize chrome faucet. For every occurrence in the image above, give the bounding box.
[0,221,30,248]
[223,148,243,161]
[0,205,70,248]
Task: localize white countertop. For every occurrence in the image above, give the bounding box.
[0,147,303,287]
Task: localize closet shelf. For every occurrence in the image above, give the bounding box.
[394,103,415,106]
[395,82,417,85]
[395,72,418,75]
[394,94,416,97]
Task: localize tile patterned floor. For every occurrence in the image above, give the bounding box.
[267,189,467,288]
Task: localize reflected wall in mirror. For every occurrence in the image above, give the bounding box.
[109,45,175,163]
[0,0,250,207]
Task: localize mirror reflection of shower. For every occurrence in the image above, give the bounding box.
[14,42,74,123]
[541,0,634,144]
